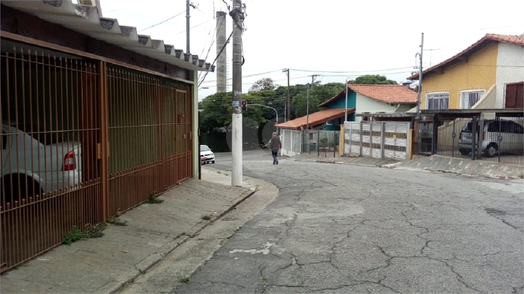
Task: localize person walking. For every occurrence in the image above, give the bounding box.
[269,132,282,165]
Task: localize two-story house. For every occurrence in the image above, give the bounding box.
[408,33,524,110]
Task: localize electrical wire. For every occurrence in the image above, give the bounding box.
[198,31,233,87]
[139,10,186,32]
[289,67,414,74]
[174,20,211,36]
[198,12,227,81]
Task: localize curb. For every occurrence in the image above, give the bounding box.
[98,188,257,294]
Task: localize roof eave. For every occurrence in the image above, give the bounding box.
[1,0,214,72]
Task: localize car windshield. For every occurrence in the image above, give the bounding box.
[462,120,494,132]
[200,145,210,152]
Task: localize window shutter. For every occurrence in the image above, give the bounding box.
[506,82,523,108]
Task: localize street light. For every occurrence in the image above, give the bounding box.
[247,103,279,124]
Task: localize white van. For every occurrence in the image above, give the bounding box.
[458,119,524,157]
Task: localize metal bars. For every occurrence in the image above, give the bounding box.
[1,40,195,273]
[106,66,193,216]
[1,42,101,272]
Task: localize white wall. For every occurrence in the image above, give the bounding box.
[496,42,524,108]
[355,93,398,122]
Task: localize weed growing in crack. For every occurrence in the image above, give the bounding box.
[148,191,164,204]
[179,277,190,284]
[201,214,211,221]
[108,217,128,226]
[62,223,107,245]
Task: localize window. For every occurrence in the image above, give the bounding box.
[505,82,523,108]
[460,90,485,109]
[426,92,449,110]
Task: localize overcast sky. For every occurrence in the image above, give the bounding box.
[100,0,524,100]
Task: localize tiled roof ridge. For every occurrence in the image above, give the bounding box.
[349,84,406,87]
[319,84,416,107]
[485,33,524,42]
[408,33,524,80]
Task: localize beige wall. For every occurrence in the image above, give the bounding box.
[421,42,498,109]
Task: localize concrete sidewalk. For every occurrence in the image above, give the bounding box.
[0,169,257,294]
[292,153,524,179]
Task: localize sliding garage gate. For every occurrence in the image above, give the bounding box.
[1,40,194,272]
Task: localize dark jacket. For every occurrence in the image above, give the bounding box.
[269,135,282,151]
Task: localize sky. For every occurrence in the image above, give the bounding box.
[99,0,524,101]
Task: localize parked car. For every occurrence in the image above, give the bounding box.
[199,144,215,164]
[1,122,82,204]
[458,119,524,157]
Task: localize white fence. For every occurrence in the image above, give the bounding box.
[344,121,411,160]
[280,129,303,157]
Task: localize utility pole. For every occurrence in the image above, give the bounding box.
[231,0,245,186]
[216,11,227,92]
[282,68,290,121]
[415,33,424,120]
[306,84,311,130]
[306,74,319,130]
[186,0,191,53]
[344,78,349,122]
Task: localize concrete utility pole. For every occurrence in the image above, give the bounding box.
[282,68,290,121]
[231,0,245,186]
[415,32,424,120]
[216,11,227,93]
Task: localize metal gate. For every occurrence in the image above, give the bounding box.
[345,121,411,160]
[106,67,193,216]
[1,42,102,272]
[1,40,195,272]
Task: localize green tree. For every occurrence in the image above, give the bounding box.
[349,75,398,85]
[199,92,232,130]
[287,83,344,118]
[311,82,345,105]
[249,78,279,92]
[199,92,267,130]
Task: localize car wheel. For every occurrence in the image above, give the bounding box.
[2,175,42,205]
[459,148,471,155]
[484,144,498,157]
[212,160,215,164]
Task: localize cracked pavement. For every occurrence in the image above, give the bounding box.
[174,156,524,293]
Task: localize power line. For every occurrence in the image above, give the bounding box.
[139,10,186,32]
[198,31,233,87]
[289,67,414,74]
[243,70,282,78]
[174,20,211,36]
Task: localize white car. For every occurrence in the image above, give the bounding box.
[1,122,82,205]
[200,145,215,164]
[458,119,524,157]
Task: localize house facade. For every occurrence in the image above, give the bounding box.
[409,34,524,110]
[1,0,212,272]
[318,84,417,125]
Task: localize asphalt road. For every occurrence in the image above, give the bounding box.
[183,150,524,293]
[122,150,524,293]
